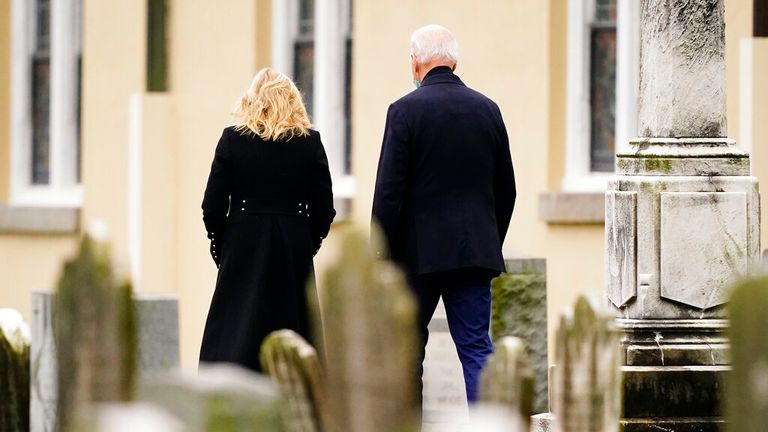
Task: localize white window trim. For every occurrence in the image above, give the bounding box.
[562,0,639,193]
[10,0,83,208]
[271,0,356,200]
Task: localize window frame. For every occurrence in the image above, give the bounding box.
[10,0,83,207]
[562,0,639,192]
[271,0,356,201]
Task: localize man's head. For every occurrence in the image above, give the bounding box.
[409,24,459,86]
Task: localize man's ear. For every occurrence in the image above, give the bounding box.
[451,63,457,72]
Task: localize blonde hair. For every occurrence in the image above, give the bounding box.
[233,68,312,141]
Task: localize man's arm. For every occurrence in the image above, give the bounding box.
[372,104,410,258]
[493,106,516,244]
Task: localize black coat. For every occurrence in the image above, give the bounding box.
[372,66,516,276]
[199,126,335,372]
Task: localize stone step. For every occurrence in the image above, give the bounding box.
[622,365,728,418]
[620,417,725,432]
[625,343,729,366]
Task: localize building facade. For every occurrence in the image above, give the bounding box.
[1,0,765,369]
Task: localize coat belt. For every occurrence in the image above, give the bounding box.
[232,197,310,217]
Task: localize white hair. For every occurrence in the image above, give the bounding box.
[410,24,459,65]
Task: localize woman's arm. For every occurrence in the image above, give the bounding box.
[201,128,233,267]
[308,131,336,255]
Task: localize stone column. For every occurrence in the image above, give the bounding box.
[606,0,761,430]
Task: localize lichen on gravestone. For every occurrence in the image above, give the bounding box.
[55,233,137,431]
[317,226,419,432]
[726,276,768,432]
[479,336,534,430]
[491,261,548,413]
[260,329,326,432]
[0,309,31,432]
[552,295,621,432]
[139,364,283,432]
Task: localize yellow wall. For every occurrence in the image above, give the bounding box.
[725,0,753,143]
[81,0,146,274]
[0,0,11,202]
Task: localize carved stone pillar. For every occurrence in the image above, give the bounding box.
[605,0,761,430]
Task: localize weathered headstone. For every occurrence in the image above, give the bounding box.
[607,0,759,430]
[82,403,184,432]
[31,290,180,432]
[552,295,621,432]
[260,329,326,432]
[726,276,768,432]
[0,309,30,432]
[139,364,283,432]
[478,336,534,432]
[491,257,547,413]
[30,291,56,432]
[55,233,137,431]
[318,226,419,432]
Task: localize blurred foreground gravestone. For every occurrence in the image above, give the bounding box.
[54,233,137,431]
[318,226,419,432]
[0,309,30,432]
[491,257,547,413]
[726,276,768,432]
[30,234,179,432]
[139,364,283,432]
[478,336,534,431]
[83,403,184,432]
[552,295,621,432]
[260,329,326,432]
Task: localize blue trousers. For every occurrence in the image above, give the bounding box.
[410,268,496,404]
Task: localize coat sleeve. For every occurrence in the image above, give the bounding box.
[308,132,336,255]
[372,104,410,259]
[493,106,516,245]
[201,128,233,267]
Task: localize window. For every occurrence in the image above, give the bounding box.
[147,0,169,92]
[563,0,639,191]
[272,0,355,201]
[11,0,83,206]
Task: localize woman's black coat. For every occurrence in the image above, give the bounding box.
[199,126,335,372]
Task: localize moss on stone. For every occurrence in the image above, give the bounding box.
[491,271,548,413]
[643,158,673,173]
[0,324,30,432]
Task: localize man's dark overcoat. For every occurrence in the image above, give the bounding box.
[372,66,516,276]
[199,126,335,372]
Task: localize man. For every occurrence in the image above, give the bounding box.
[372,24,516,403]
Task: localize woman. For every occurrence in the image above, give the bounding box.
[199,68,335,372]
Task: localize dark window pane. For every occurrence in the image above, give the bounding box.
[36,0,51,53]
[147,0,169,91]
[595,0,617,22]
[32,57,51,184]
[299,0,314,36]
[589,26,616,172]
[344,37,352,174]
[294,41,314,117]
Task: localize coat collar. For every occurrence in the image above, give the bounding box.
[420,66,465,88]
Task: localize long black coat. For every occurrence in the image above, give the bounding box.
[372,66,516,276]
[199,126,335,372]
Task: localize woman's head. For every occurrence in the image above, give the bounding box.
[233,68,311,141]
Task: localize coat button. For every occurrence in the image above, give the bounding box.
[242,200,246,203]
[241,208,245,211]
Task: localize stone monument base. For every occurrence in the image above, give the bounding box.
[618,319,728,432]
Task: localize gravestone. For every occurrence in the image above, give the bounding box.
[726,276,768,432]
[491,257,547,413]
[54,234,137,431]
[318,226,419,432]
[83,403,183,432]
[260,329,326,432]
[139,364,282,432]
[478,336,534,432]
[606,0,759,430]
[552,295,621,432]
[0,309,30,432]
